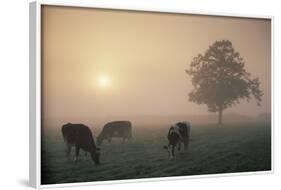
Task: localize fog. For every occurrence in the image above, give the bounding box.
[41,6,271,128]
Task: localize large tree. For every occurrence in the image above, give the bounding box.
[186,40,263,125]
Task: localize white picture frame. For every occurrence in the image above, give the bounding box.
[29,1,274,189]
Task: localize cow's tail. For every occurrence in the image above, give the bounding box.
[88,128,98,150]
[130,132,136,142]
[61,125,67,143]
[126,122,135,141]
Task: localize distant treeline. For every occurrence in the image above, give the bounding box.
[43,113,271,129]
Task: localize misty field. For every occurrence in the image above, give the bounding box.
[41,122,271,185]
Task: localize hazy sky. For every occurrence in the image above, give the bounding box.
[42,5,271,125]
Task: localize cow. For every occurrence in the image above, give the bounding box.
[163,122,191,159]
[97,121,133,145]
[61,123,100,164]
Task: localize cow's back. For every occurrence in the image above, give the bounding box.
[62,123,96,151]
[62,123,77,144]
[102,121,132,137]
[176,122,191,139]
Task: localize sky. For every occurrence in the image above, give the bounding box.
[41,5,271,126]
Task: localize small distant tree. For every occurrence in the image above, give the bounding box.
[186,40,263,125]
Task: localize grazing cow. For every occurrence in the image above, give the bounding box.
[61,123,100,164]
[163,122,191,159]
[97,121,133,145]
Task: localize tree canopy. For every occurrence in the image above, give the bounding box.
[186,40,263,124]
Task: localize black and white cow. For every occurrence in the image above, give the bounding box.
[97,121,133,145]
[163,122,191,159]
[61,123,100,164]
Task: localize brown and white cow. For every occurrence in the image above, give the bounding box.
[163,122,191,159]
[97,121,133,145]
[61,123,100,164]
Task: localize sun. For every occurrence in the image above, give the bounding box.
[98,74,110,88]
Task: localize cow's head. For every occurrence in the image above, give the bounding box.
[96,136,102,146]
[91,147,101,164]
[97,133,105,146]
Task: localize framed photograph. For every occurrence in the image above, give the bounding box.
[29,1,273,188]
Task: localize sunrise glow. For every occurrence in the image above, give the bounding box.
[98,74,110,88]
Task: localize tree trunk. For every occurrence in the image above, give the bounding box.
[218,108,223,125]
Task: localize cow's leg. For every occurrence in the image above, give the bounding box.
[178,142,181,152]
[66,144,72,161]
[125,133,130,142]
[171,146,175,159]
[168,145,175,160]
[84,151,87,160]
[184,139,189,151]
[167,145,172,159]
[184,129,190,151]
[74,146,80,162]
[107,137,111,143]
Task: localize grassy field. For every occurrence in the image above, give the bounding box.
[41,122,271,185]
